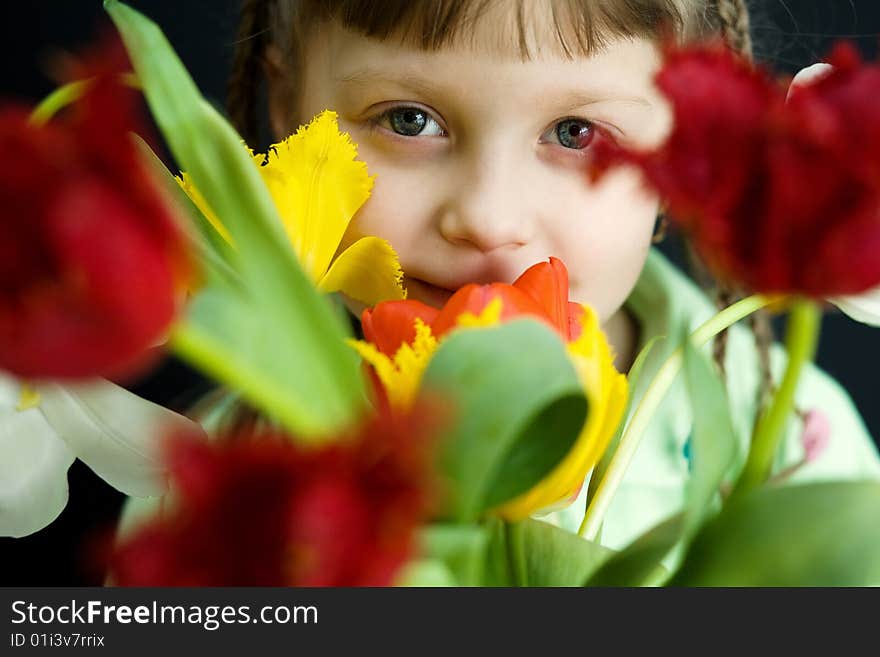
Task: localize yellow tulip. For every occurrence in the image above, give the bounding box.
[179,110,406,306]
[349,267,627,521]
[492,305,628,520]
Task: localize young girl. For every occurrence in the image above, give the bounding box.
[111,0,880,554]
[210,0,880,547]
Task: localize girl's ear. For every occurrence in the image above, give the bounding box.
[263,44,294,141]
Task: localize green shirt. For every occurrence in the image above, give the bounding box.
[542,248,880,549]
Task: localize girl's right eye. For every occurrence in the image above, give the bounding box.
[374,106,446,138]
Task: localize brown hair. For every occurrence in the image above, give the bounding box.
[227,0,740,145]
[226,0,772,406]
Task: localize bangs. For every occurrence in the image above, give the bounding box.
[293,0,691,60]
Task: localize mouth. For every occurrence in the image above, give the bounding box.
[404,276,457,309]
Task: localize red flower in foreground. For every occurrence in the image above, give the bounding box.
[0,39,189,379]
[591,41,880,297]
[109,408,438,586]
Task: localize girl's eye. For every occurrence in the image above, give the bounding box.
[544,119,596,150]
[378,106,445,137]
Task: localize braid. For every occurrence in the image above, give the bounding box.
[713,0,753,59]
[709,1,753,377]
[228,0,270,145]
[706,0,775,410]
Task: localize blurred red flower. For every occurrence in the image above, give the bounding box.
[591,41,880,297]
[109,407,438,586]
[0,38,189,379]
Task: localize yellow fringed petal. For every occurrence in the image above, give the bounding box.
[176,172,234,245]
[257,110,374,282]
[492,304,628,520]
[179,112,406,300]
[347,319,438,409]
[318,236,406,305]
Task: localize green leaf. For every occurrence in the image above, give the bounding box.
[484,518,613,586]
[422,320,588,521]
[418,524,490,587]
[483,393,587,509]
[521,519,613,586]
[106,1,365,439]
[681,332,738,538]
[132,135,239,288]
[584,335,740,587]
[585,514,680,587]
[483,518,514,586]
[670,481,880,586]
[585,335,663,512]
[395,560,457,587]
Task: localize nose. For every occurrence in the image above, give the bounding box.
[438,157,535,253]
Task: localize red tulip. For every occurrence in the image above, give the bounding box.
[362,299,439,356]
[109,406,438,586]
[429,282,549,338]
[0,39,189,379]
[352,258,593,418]
[361,257,585,359]
[591,41,880,297]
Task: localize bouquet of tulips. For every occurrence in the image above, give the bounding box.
[3,1,880,586]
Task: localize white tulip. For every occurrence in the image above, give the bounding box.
[830,288,880,327]
[786,62,833,100]
[785,63,880,327]
[0,373,203,538]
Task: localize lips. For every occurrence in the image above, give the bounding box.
[404,276,457,309]
[404,264,539,310]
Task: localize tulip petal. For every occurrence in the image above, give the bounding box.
[362,300,439,357]
[319,237,406,306]
[513,257,570,336]
[787,63,834,101]
[431,284,547,339]
[36,379,200,497]
[831,288,880,326]
[493,305,627,518]
[348,318,438,409]
[258,111,374,282]
[0,376,75,537]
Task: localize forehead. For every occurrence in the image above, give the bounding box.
[309,17,664,106]
[321,0,661,61]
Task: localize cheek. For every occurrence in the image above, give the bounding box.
[548,170,658,320]
[337,152,438,259]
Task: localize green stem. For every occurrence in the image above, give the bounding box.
[29,74,139,125]
[29,81,89,125]
[506,521,528,587]
[578,294,776,540]
[730,298,821,500]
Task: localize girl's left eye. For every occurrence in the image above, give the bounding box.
[542,119,596,150]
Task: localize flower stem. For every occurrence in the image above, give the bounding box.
[729,298,821,500]
[29,74,140,125]
[578,294,777,540]
[30,81,89,125]
[506,521,528,587]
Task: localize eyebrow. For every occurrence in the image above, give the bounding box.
[336,68,654,110]
[336,69,441,98]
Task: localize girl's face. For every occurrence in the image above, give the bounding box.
[271,10,672,328]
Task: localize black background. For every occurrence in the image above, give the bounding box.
[1,1,879,585]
